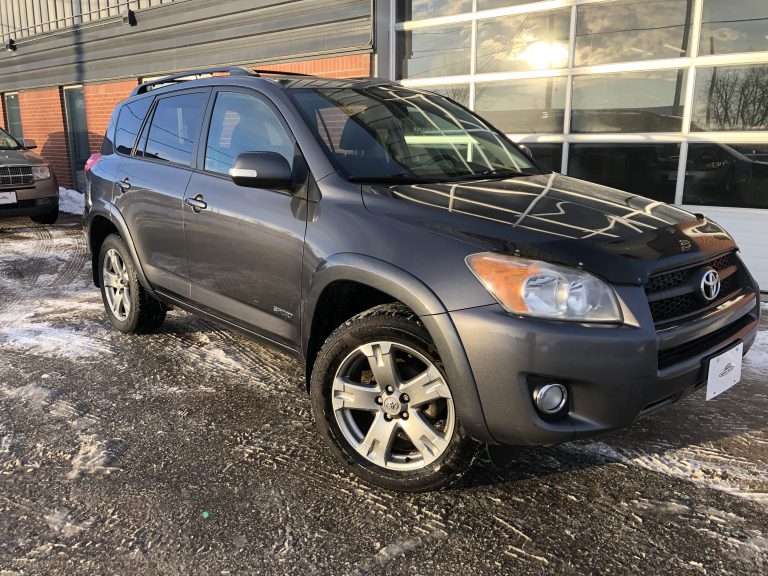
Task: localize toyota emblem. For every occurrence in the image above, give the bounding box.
[700,269,721,301]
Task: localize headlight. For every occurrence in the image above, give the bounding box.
[32,165,51,181]
[466,253,622,323]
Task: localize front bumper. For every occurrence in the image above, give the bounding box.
[0,178,58,218]
[451,283,761,446]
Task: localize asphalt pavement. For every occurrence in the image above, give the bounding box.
[0,217,766,575]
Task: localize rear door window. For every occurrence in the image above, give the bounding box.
[114,97,152,155]
[143,92,208,166]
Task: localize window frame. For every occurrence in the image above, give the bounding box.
[3,92,24,141]
[131,87,212,169]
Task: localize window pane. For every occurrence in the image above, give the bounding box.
[205,92,295,175]
[576,0,693,66]
[478,1,549,10]
[692,65,768,131]
[524,143,562,172]
[396,25,472,80]
[115,97,152,155]
[144,93,207,166]
[3,94,23,140]
[290,86,537,180]
[474,77,566,133]
[571,69,687,133]
[396,0,472,21]
[568,144,680,203]
[476,9,570,73]
[683,144,768,209]
[700,0,768,55]
[424,84,470,107]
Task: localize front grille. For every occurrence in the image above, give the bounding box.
[0,166,34,188]
[657,312,754,371]
[645,252,743,325]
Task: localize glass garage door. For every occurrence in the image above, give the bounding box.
[392,0,768,289]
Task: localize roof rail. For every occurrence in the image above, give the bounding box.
[130,66,315,96]
[251,69,311,77]
[131,66,255,96]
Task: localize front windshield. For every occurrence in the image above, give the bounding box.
[0,128,21,151]
[289,85,542,182]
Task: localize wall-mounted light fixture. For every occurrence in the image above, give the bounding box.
[4,38,16,53]
[122,9,137,27]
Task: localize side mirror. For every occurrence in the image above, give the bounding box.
[518,144,533,159]
[22,138,37,149]
[229,151,293,190]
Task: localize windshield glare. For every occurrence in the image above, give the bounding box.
[0,128,21,151]
[290,86,541,182]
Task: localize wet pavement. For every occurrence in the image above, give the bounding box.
[0,217,766,575]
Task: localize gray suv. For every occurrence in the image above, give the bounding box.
[84,67,761,491]
[0,128,59,224]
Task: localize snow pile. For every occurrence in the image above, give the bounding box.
[569,440,768,506]
[59,187,84,215]
[744,329,768,378]
[0,323,110,360]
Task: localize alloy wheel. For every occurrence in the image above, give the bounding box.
[331,341,456,471]
[102,248,131,321]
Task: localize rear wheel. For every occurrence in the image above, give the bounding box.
[30,205,59,225]
[311,303,478,492]
[98,234,166,333]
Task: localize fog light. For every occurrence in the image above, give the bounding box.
[533,383,568,415]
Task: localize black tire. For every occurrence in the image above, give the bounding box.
[30,205,59,225]
[311,303,479,492]
[98,234,166,334]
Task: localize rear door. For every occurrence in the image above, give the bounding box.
[184,87,307,348]
[114,89,210,297]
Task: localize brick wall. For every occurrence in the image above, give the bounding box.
[256,53,371,78]
[8,52,371,190]
[83,80,139,156]
[18,88,72,189]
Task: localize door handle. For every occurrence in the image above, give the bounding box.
[185,195,208,213]
[117,178,131,192]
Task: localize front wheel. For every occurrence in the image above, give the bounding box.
[311,304,478,492]
[98,234,166,333]
[30,205,59,225]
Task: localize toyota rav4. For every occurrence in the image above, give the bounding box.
[84,68,761,491]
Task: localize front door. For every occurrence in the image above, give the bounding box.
[184,89,307,348]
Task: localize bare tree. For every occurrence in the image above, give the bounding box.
[704,66,768,130]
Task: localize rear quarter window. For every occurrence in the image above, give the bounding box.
[114,97,153,155]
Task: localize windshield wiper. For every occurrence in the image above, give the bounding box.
[451,169,534,181]
[348,173,433,184]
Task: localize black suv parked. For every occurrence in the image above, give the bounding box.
[0,127,59,224]
[84,67,761,491]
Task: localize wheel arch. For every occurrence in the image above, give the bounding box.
[87,202,154,294]
[303,254,495,443]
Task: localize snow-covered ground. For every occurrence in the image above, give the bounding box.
[58,187,84,215]
[0,221,766,574]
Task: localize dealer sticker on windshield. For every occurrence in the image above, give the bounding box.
[706,342,743,400]
[0,191,17,205]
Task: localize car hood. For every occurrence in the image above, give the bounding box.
[361,173,737,285]
[0,148,46,165]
